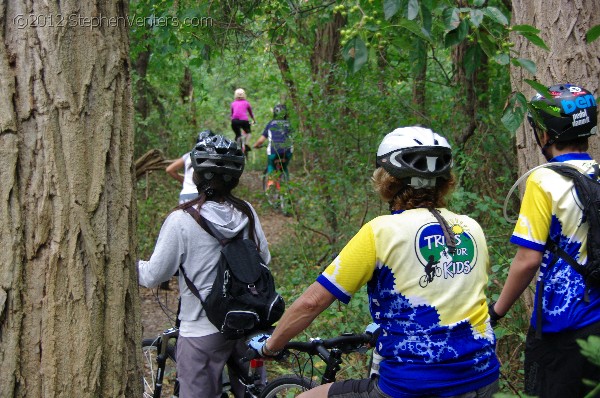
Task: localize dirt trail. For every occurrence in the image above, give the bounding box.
[140,169,295,337]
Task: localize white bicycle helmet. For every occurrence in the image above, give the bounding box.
[376,126,452,188]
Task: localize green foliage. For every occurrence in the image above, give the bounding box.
[575,339,600,398]
[587,25,600,43]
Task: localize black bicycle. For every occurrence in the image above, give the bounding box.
[142,326,268,398]
[249,331,376,397]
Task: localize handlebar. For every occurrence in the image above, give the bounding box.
[245,332,373,362]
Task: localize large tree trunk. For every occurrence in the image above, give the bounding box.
[510,0,600,315]
[0,2,141,397]
[511,0,600,175]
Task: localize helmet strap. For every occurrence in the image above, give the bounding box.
[532,125,554,160]
[199,182,214,197]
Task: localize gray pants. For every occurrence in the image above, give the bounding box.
[177,332,248,398]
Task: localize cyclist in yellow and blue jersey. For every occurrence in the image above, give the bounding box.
[249,126,500,398]
[490,83,600,397]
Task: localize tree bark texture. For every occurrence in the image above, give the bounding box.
[510,0,600,175]
[0,1,141,397]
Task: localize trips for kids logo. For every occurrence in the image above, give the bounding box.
[414,222,478,288]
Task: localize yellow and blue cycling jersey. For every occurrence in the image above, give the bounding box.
[317,208,499,397]
[511,153,600,333]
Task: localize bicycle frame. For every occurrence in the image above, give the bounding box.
[143,326,267,398]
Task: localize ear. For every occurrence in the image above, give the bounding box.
[539,130,551,146]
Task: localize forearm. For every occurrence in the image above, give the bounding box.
[165,158,185,183]
[167,172,184,184]
[494,247,541,316]
[266,282,336,352]
[254,136,266,148]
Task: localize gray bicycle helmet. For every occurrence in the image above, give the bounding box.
[527,83,597,146]
[273,104,287,119]
[197,129,215,143]
[376,126,452,189]
[191,134,245,179]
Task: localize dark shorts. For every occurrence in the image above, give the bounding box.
[524,320,600,398]
[328,377,390,398]
[231,119,251,138]
[328,378,499,398]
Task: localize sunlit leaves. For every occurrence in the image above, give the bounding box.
[586,25,600,43]
[483,6,508,26]
[577,335,600,367]
[342,37,368,73]
[397,19,432,42]
[407,0,419,20]
[469,9,484,28]
[512,58,536,75]
[501,92,528,133]
[444,19,468,47]
[442,7,460,31]
[512,25,549,51]
[524,79,552,99]
[384,0,401,20]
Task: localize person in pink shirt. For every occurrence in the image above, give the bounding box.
[230,88,256,154]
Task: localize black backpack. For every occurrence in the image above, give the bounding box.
[181,207,285,340]
[544,164,600,295]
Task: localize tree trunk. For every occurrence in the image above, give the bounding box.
[411,40,428,121]
[511,0,600,175]
[510,0,600,314]
[0,1,141,397]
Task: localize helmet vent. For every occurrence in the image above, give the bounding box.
[414,139,423,145]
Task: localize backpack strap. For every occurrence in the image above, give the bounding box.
[179,264,208,307]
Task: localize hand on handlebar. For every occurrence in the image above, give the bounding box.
[247,333,285,360]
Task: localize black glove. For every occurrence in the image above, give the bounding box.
[488,301,504,328]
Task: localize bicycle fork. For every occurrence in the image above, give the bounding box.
[155,328,179,398]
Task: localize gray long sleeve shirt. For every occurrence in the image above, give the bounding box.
[138,201,271,337]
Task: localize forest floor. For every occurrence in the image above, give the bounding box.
[140,169,296,338]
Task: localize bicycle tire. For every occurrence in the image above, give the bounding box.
[263,175,280,207]
[142,338,177,398]
[259,375,317,398]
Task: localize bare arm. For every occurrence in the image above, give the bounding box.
[494,246,542,316]
[253,135,267,148]
[248,104,255,122]
[165,158,185,184]
[265,282,336,352]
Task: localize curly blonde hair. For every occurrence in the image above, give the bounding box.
[372,168,455,211]
[234,88,246,100]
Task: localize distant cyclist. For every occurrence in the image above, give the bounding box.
[253,104,293,185]
[230,88,256,153]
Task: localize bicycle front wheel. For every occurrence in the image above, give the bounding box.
[259,375,317,398]
[142,338,177,398]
